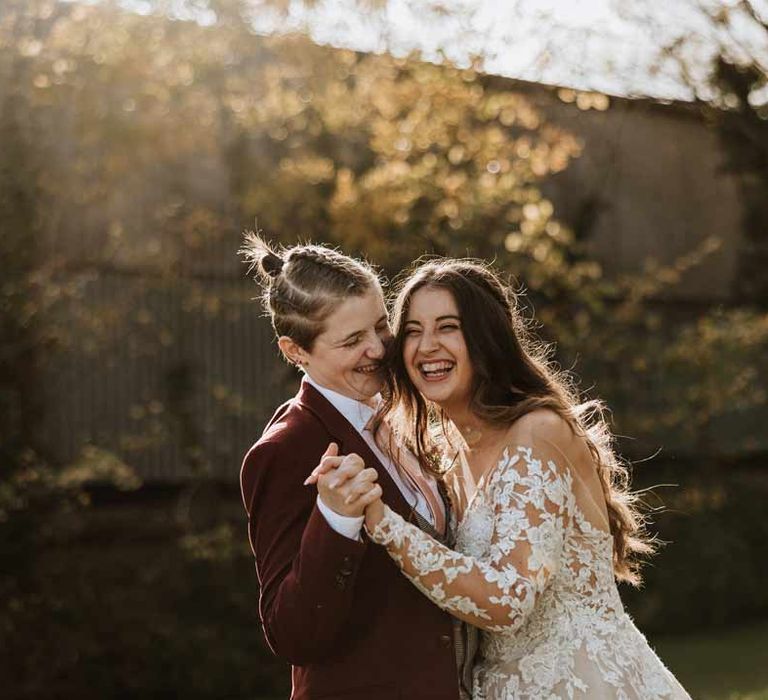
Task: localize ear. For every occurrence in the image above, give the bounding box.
[278,336,309,367]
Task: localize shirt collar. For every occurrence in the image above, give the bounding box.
[302,373,379,433]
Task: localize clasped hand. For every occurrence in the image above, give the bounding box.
[305,443,385,525]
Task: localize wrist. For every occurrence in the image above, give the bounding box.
[316,495,364,541]
[364,500,385,532]
[318,491,363,518]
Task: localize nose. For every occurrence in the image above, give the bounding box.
[417,328,439,355]
[366,332,386,359]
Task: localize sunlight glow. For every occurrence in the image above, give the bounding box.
[102,0,768,100]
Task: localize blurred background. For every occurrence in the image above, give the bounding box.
[2,0,767,698]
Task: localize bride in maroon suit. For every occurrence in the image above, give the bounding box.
[238,235,470,700]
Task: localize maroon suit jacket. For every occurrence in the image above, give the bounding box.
[240,381,461,700]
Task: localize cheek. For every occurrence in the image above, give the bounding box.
[323,352,352,377]
[460,361,475,391]
[402,339,420,380]
[345,351,365,372]
[451,338,473,383]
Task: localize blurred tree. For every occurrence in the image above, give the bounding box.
[621,0,768,307]
[690,2,768,309]
[0,0,586,658]
[229,0,768,454]
[604,0,768,454]
[2,0,766,472]
[1,1,767,695]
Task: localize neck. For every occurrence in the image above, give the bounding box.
[442,402,499,450]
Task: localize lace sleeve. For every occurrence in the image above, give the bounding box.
[367,443,575,632]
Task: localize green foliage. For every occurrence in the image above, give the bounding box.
[59,445,143,490]
[652,309,768,451]
[654,621,768,699]
[622,466,768,635]
[2,488,288,700]
[0,447,141,666]
[3,482,765,698]
[2,0,766,459]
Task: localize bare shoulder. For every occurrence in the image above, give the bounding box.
[508,408,573,444]
[507,408,589,467]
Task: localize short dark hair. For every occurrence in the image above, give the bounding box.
[240,232,381,351]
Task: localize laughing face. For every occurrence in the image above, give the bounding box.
[295,286,392,401]
[402,285,474,412]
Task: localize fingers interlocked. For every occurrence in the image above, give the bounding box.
[311,443,382,517]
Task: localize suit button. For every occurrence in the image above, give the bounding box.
[339,556,354,576]
[440,634,452,648]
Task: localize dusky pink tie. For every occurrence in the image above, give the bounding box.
[367,417,446,537]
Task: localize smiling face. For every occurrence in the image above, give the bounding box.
[286,286,391,401]
[402,285,474,413]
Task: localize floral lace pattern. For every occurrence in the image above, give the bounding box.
[369,443,690,699]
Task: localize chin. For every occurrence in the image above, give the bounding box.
[353,375,383,398]
[414,383,451,406]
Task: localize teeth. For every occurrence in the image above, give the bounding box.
[357,365,379,374]
[420,361,454,373]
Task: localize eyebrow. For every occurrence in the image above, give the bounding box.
[404,314,461,325]
[335,314,388,344]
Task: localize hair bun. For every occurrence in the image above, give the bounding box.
[260,251,284,278]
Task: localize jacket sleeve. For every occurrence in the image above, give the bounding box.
[241,435,368,665]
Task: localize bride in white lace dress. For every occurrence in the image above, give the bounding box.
[323,259,690,699]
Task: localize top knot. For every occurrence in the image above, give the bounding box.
[239,230,285,282]
[260,251,284,278]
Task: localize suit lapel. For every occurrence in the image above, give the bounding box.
[295,382,413,520]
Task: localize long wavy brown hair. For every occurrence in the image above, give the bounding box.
[376,258,655,586]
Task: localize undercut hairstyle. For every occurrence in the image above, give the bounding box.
[379,258,655,586]
[239,231,381,351]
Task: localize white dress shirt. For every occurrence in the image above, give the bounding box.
[304,373,436,540]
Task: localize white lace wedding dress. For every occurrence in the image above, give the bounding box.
[368,430,690,699]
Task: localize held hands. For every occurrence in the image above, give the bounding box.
[305,443,383,518]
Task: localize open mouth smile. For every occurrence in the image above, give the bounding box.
[418,360,455,381]
[355,363,381,375]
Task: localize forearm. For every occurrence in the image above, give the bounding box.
[367,505,535,632]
